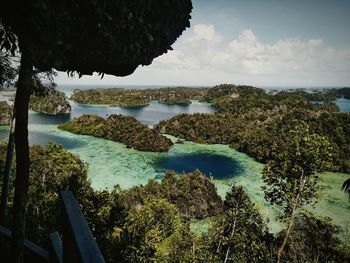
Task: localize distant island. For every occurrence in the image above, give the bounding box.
[30,90,71,115]
[58,114,173,152]
[71,84,330,106]
[1,89,71,124]
[70,87,209,106]
[323,87,350,100]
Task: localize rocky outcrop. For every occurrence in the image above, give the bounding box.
[30,90,71,115]
[58,114,173,152]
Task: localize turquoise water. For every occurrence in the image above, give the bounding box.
[68,100,216,126]
[0,99,216,140]
[335,98,350,112]
[312,98,350,112]
[0,94,349,243]
[22,124,349,243]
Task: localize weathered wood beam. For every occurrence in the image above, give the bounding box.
[60,191,105,263]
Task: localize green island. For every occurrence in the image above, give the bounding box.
[1,142,348,262]
[29,90,71,115]
[298,87,350,101]
[147,87,208,105]
[0,100,12,125]
[71,88,150,107]
[70,85,350,107]
[58,114,173,152]
[70,87,208,106]
[156,84,350,173]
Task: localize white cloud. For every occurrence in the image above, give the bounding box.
[56,23,350,87]
[152,24,350,78]
[193,24,216,40]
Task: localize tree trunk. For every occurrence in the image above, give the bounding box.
[224,218,237,263]
[10,48,32,263]
[276,173,306,263]
[276,198,299,263]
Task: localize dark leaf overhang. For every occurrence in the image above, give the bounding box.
[0,0,192,77]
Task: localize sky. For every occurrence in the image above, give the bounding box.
[56,0,350,87]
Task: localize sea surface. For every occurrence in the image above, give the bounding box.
[0,86,349,243]
[332,98,350,112]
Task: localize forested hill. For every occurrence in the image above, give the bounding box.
[58,114,173,152]
[30,90,71,115]
[156,85,350,173]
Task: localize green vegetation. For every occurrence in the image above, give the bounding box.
[267,88,350,101]
[1,143,348,262]
[202,84,266,102]
[58,114,173,152]
[207,185,273,262]
[1,84,350,261]
[122,170,223,219]
[281,212,350,262]
[148,87,208,105]
[331,87,350,99]
[0,50,16,88]
[262,124,334,262]
[70,85,350,108]
[120,197,185,261]
[0,100,12,125]
[0,142,93,243]
[71,87,209,106]
[29,90,71,115]
[71,88,150,107]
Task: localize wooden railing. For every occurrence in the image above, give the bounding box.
[59,191,105,263]
[0,191,105,263]
[0,224,49,262]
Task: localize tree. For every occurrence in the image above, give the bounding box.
[281,212,350,262]
[0,21,17,87]
[207,185,273,263]
[0,1,192,261]
[120,197,184,262]
[262,122,334,263]
[0,51,16,87]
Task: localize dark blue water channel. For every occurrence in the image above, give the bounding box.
[155,153,244,180]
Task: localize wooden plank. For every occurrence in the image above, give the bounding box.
[48,231,63,263]
[60,191,105,263]
[0,224,49,262]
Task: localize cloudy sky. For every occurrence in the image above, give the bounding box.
[56,0,350,87]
